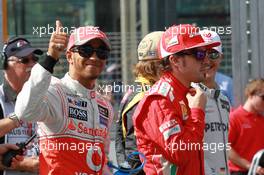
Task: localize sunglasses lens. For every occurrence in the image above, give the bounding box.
[96,49,109,60]
[195,51,206,60]
[78,46,94,58]
[209,52,220,60]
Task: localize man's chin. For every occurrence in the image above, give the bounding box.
[84,70,102,80]
[205,72,214,79]
[87,76,98,81]
[85,74,99,80]
[205,68,217,78]
[192,75,206,83]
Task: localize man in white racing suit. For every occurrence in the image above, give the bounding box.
[14,21,113,174]
[192,30,231,175]
[192,82,230,175]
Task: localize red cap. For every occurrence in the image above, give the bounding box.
[67,26,111,51]
[158,24,220,59]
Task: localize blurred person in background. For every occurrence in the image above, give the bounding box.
[115,31,163,174]
[0,37,42,175]
[228,79,264,175]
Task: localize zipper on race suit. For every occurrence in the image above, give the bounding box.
[214,97,229,175]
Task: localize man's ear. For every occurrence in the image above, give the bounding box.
[66,51,73,64]
[169,54,180,67]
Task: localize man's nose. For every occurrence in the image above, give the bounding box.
[202,52,211,64]
[89,52,99,60]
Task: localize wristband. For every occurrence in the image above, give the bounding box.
[39,53,58,73]
[8,113,23,127]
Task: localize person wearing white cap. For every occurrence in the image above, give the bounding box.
[193,29,231,175]
[13,20,113,174]
[199,30,234,106]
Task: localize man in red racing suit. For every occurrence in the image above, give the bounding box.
[133,24,220,175]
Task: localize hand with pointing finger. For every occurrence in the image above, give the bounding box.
[47,20,68,60]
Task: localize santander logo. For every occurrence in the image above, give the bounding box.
[203,32,212,38]
[68,120,107,138]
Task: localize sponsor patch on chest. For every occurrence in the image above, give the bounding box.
[219,99,230,112]
[98,105,109,127]
[158,82,171,97]
[98,105,109,118]
[67,97,88,108]
[69,107,88,121]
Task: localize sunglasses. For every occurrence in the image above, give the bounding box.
[208,51,221,60]
[71,45,110,60]
[176,49,207,61]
